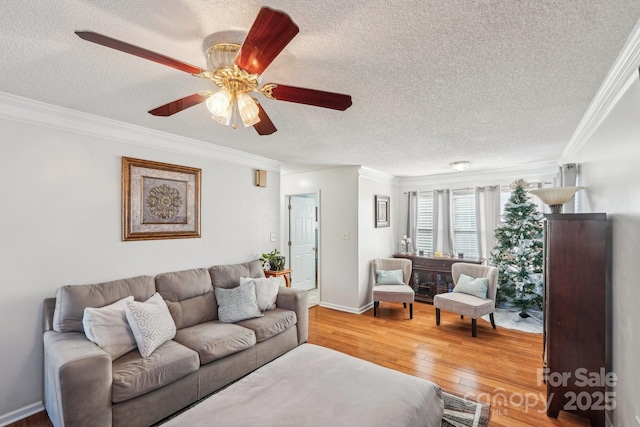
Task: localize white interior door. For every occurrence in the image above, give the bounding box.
[289,195,317,290]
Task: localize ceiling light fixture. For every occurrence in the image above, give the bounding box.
[450,161,471,172]
[203,43,262,129]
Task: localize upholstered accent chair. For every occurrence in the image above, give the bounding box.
[371,258,414,319]
[433,262,499,337]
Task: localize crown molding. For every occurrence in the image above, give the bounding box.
[561,19,640,162]
[358,166,399,185]
[0,92,282,172]
[398,162,559,189]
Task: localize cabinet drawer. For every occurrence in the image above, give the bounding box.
[413,258,453,270]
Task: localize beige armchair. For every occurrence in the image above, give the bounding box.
[371,258,414,319]
[433,262,498,337]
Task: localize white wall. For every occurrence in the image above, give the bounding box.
[0,100,281,422]
[357,168,399,309]
[281,167,360,312]
[567,75,640,427]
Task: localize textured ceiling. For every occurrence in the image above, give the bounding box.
[1,1,640,177]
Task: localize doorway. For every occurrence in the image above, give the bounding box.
[286,193,319,297]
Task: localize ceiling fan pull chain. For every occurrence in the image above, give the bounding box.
[231,98,238,130]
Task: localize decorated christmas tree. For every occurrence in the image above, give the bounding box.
[491,179,544,317]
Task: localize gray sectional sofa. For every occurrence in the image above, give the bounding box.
[42,260,308,427]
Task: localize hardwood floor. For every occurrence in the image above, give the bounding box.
[11,302,591,427]
[308,303,591,427]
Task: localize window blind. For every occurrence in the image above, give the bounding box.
[452,190,478,258]
[416,192,433,252]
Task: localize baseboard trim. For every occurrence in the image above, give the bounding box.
[319,301,369,314]
[0,401,44,427]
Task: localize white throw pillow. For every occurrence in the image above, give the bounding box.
[83,296,136,360]
[239,276,280,311]
[125,293,176,358]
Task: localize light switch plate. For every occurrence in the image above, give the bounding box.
[270,232,277,242]
[342,231,350,240]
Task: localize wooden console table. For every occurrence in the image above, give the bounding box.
[264,269,292,287]
[393,254,484,304]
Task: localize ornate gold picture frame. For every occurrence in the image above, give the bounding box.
[122,157,201,241]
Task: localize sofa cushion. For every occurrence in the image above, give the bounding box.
[209,260,265,289]
[82,296,137,360]
[53,276,156,333]
[157,268,217,325]
[112,340,199,403]
[174,321,257,365]
[236,308,297,343]
[155,268,212,301]
[165,291,217,329]
[125,293,177,358]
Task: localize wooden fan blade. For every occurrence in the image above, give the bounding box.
[267,84,352,111]
[235,7,299,75]
[253,99,277,135]
[75,31,206,75]
[148,93,208,116]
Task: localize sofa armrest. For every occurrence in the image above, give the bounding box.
[276,287,308,345]
[44,331,112,427]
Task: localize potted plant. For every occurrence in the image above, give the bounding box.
[259,249,286,271]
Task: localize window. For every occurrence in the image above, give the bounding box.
[452,190,478,259]
[416,192,433,253]
[416,188,521,259]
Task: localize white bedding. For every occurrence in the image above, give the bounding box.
[161,343,444,427]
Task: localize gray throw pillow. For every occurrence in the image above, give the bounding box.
[375,269,405,285]
[452,274,489,299]
[215,281,264,323]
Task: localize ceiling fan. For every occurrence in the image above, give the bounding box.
[75,6,352,135]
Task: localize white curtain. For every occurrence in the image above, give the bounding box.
[406,191,418,252]
[433,189,454,255]
[475,185,501,261]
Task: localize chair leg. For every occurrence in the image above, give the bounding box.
[409,303,413,319]
[472,318,477,337]
[461,315,464,319]
[374,301,379,317]
[490,313,496,329]
[403,302,407,308]
[435,308,440,325]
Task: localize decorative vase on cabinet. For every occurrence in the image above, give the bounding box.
[543,213,608,427]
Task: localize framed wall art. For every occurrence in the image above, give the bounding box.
[375,195,390,228]
[122,157,201,241]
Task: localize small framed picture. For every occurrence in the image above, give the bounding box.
[122,157,201,241]
[375,195,390,228]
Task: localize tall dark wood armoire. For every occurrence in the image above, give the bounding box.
[543,213,608,427]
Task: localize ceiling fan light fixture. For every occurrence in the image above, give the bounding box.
[206,90,232,117]
[450,161,471,172]
[237,92,261,127]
